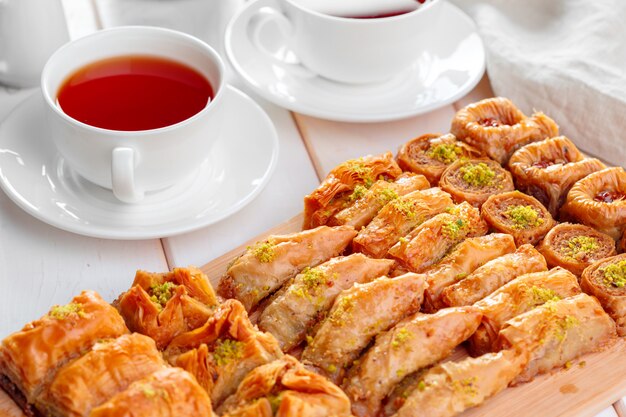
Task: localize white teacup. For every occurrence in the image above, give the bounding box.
[236,0,443,84]
[41,26,225,204]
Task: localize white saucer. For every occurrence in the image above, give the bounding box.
[0,86,279,240]
[225,1,485,123]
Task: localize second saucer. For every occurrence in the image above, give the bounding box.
[225,0,485,123]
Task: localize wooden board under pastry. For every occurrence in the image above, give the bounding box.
[2,213,625,417]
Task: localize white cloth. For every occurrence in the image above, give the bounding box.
[452,0,626,166]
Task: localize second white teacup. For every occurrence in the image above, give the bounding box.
[41,26,226,204]
[235,0,444,84]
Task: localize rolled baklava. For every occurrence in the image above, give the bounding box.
[396,133,482,184]
[218,356,351,417]
[439,158,515,207]
[218,225,356,312]
[450,97,558,164]
[303,152,402,229]
[580,254,626,336]
[508,136,605,216]
[481,191,556,246]
[115,267,219,349]
[538,223,617,276]
[561,167,626,239]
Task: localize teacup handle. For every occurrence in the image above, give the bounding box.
[242,1,316,79]
[112,147,144,203]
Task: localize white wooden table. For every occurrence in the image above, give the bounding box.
[0,1,623,416]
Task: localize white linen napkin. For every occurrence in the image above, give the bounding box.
[451,0,626,166]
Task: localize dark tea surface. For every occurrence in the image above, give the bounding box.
[57,55,213,131]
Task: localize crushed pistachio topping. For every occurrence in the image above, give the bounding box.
[149,282,176,308]
[344,160,375,187]
[554,315,580,342]
[268,394,282,414]
[504,205,544,229]
[49,302,86,320]
[564,361,573,369]
[249,239,276,263]
[455,273,468,281]
[442,218,467,239]
[377,187,400,204]
[428,143,463,164]
[561,236,599,260]
[350,185,368,202]
[390,198,417,220]
[453,376,478,396]
[139,384,156,398]
[292,267,332,300]
[391,328,413,348]
[213,339,245,367]
[398,237,409,244]
[417,380,427,392]
[396,368,406,378]
[579,361,587,368]
[329,297,355,326]
[459,162,496,187]
[326,364,338,373]
[306,335,314,345]
[527,286,561,305]
[601,260,626,288]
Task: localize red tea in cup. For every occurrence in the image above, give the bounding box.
[57,55,213,131]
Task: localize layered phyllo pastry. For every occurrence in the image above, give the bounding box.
[218,356,351,417]
[561,167,626,239]
[388,202,488,273]
[352,187,453,258]
[163,299,283,406]
[396,133,482,184]
[538,223,616,276]
[497,293,616,384]
[89,368,213,417]
[219,225,356,312]
[441,244,548,307]
[302,273,426,383]
[580,254,626,336]
[0,291,129,416]
[439,158,515,207]
[303,152,402,229]
[329,172,429,230]
[385,350,528,417]
[344,306,482,417]
[508,136,605,216]
[481,191,556,246]
[257,254,394,351]
[469,268,581,357]
[451,97,558,164]
[115,267,218,349]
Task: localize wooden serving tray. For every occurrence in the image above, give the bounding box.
[2,213,625,417]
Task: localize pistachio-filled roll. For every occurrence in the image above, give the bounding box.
[497,293,616,384]
[219,225,356,312]
[441,244,548,307]
[396,133,482,184]
[164,299,282,406]
[450,97,558,164]
[388,202,488,273]
[0,291,129,415]
[303,152,402,229]
[481,191,556,246]
[353,187,453,258]
[115,267,219,349]
[89,368,213,417]
[439,158,515,207]
[218,356,351,417]
[258,254,394,351]
[538,223,617,276]
[561,167,626,240]
[468,267,581,357]
[389,350,528,417]
[301,273,426,383]
[330,172,429,230]
[344,306,482,417]
[580,254,626,336]
[508,136,605,216]
[423,233,516,312]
